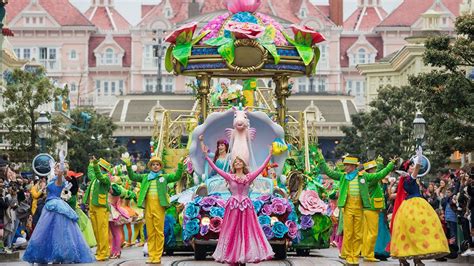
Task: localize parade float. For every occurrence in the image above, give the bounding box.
[153,0,332,259]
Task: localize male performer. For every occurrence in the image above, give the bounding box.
[84,157,112,261]
[123,154,183,264]
[315,151,395,265]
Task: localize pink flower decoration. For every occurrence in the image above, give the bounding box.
[272,201,287,215]
[290,24,326,46]
[165,22,198,44]
[285,220,298,239]
[298,190,328,216]
[226,0,261,14]
[225,21,265,39]
[209,217,223,232]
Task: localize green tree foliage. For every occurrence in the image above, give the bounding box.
[67,108,125,173]
[0,67,64,158]
[410,14,474,168]
[337,85,418,162]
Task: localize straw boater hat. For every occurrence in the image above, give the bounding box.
[147,156,163,169]
[342,156,359,165]
[98,158,112,173]
[363,160,377,171]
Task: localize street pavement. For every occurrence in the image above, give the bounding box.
[1,247,473,265]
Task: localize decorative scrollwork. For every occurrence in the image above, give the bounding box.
[226,39,267,74]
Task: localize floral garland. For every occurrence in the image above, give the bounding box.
[182,193,300,243]
[182,194,226,242]
[254,194,299,241]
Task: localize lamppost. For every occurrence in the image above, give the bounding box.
[35,111,51,153]
[153,29,166,94]
[413,111,426,148]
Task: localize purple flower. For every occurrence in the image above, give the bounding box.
[285,220,298,239]
[261,204,273,216]
[200,225,209,236]
[300,215,314,230]
[258,194,271,203]
[216,199,226,208]
[262,224,274,239]
[272,201,287,215]
[199,196,217,211]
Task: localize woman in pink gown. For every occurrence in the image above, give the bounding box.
[203,144,275,265]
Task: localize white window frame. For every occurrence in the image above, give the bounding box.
[38,47,59,70]
[164,76,174,93]
[70,83,77,92]
[96,80,101,96]
[357,48,367,64]
[69,50,77,60]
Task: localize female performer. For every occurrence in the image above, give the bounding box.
[199,135,231,180]
[202,137,274,264]
[390,147,449,266]
[23,152,94,264]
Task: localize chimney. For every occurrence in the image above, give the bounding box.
[329,0,343,26]
[188,0,200,19]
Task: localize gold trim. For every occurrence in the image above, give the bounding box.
[226,39,268,74]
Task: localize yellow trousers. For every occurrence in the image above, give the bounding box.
[90,204,110,260]
[132,222,145,244]
[362,209,380,260]
[145,195,166,263]
[342,195,363,264]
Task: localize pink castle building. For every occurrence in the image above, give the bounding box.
[5,0,463,112]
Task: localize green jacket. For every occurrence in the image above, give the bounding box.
[365,162,390,211]
[316,155,394,209]
[127,163,183,208]
[84,163,111,208]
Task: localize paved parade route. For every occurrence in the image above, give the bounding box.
[1,247,473,266]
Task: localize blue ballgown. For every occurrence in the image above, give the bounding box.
[23,179,95,264]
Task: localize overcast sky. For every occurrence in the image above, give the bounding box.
[70,0,404,25]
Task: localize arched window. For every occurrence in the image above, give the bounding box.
[358,48,367,64]
[71,83,77,92]
[105,48,114,65]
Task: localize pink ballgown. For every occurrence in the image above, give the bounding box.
[206,154,275,264]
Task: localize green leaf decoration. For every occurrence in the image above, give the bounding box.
[172,43,193,67]
[295,31,304,44]
[165,46,174,72]
[261,43,280,64]
[294,44,314,66]
[204,36,232,47]
[218,41,235,64]
[312,46,321,74]
[304,33,312,47]
[186,31,194,43]
[192,30,211,45]
[176,31,188,45]
[282,31,297,46]
[259,25,276,44]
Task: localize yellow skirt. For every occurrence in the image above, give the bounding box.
[390,197,449,259]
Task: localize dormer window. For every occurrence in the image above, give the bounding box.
[105,48,114,64]
[300,8,307,18]
[165,8,172,18]
[358,48,367,64]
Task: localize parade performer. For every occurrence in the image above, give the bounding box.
[84,157,111,261]
[200,135,231,180]
[123,153,184,264]
[108,180,131,259]
[315,151,395,265]
[130,183,145,247]
[390,147,449,265]
[202,141,275,264]
[361,158,390,262]
[66,170,97,248]
[121,189,138,248]
[30,177,44,215]
[23,152,95,264]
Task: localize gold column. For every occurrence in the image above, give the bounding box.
[273,75,291,127]
[196,73,211,123]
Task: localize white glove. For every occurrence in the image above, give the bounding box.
[121,152,131,166]
[415,146,423,164]
[59,150,66,172]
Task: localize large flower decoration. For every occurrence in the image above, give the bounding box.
[290,25,326,46]
[164,21,210,68]
[298,190,328,216]
[225,21,265,39]
[226,0,262,14]
[209,217,223,232]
